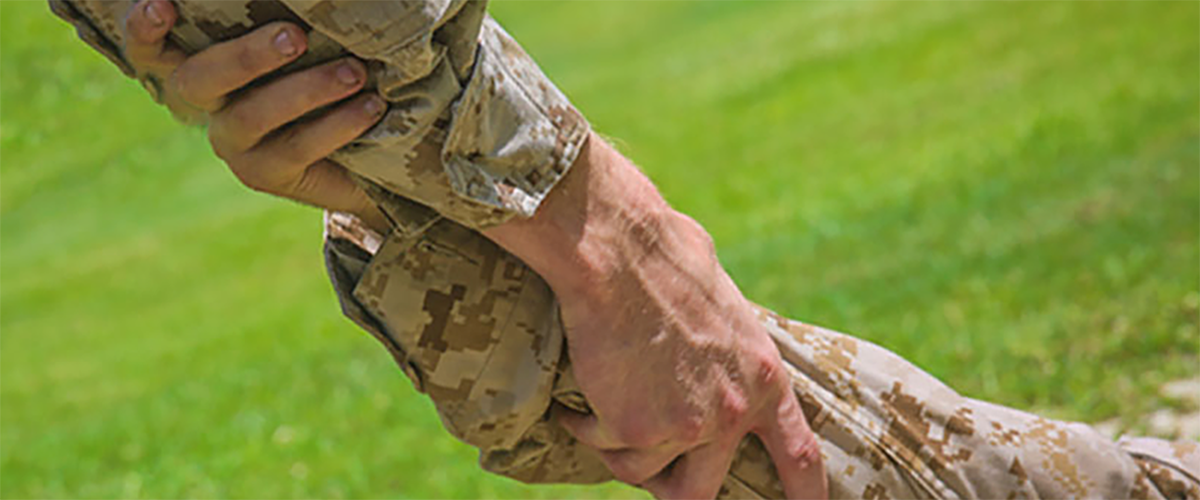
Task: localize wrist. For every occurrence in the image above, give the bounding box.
[483,132,692,301]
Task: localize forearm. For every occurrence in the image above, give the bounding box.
[63,2,1192,497]
[482,128,1200,500]
[483,131,719,308]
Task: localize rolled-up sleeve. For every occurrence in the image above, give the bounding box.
[52,0,589,228]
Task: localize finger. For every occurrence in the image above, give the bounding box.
[289,160,375,214]
[235,93,386,195]
[642,438,738,500]
[171,22,307,112]
[122,0,185,71]
[210,58,367,154]
[597,446,688,486]
[754,391,827,500]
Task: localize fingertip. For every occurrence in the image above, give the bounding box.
[362,94,387,119]
[335,58,366,88]
[148,0,177,26]
[128,0,175,43]
[339,93,387,131]
[266,22,308,59]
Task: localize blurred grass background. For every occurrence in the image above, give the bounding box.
[2,0,1198,498]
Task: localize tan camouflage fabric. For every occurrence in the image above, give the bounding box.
[323,209,1200,500]
[52,0,587,228]
[54,1,1200,498]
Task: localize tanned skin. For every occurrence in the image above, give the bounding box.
[122,1,827,498]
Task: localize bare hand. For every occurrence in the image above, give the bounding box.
[123,3,826,496]
[121,0,387,230]
[487,138,828,499]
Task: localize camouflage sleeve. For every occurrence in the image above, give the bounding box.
[52,0,588,229]
[323,209,1199,499]
[756,310,1200,499]
[54,2,1197,497]
[48,0,134,76]
[314,7,590,229]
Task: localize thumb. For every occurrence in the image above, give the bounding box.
[755,390,827,499]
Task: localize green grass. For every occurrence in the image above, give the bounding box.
[2,1,1197,498]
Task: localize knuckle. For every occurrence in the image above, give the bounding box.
[718,389,751,429]
[793,432,823,463]
[674,414,705,443]
[753,353,784,387]
[777,433,823,472]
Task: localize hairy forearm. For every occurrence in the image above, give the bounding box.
[484,132,720,308]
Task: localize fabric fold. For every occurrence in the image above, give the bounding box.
[321,210,1199,499]
[51,2,1200,498]
[56,0,588,229]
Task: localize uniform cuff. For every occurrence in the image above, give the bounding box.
[438,18,590,226]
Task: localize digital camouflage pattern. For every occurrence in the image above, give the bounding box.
[51,0,586,228]
[54,1,1200,498]
[323,210,1200,500]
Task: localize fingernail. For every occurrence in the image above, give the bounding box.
[144,1,164,26]
[274,29,298,57]
[337,62,362,86]
[364,95,385,115]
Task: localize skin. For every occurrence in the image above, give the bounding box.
[122,0,390,230]
[121,1,828,498]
